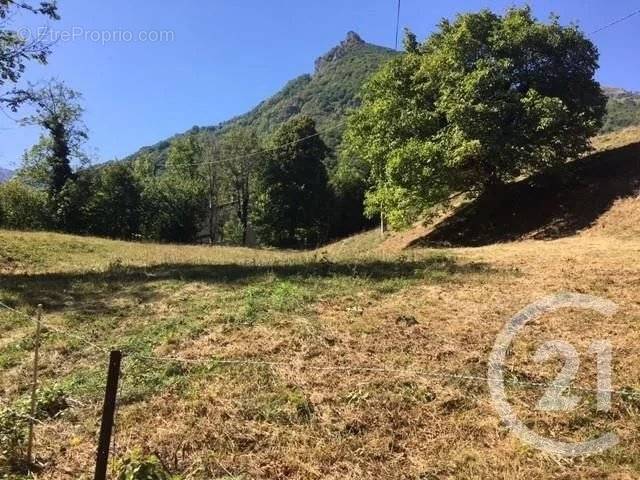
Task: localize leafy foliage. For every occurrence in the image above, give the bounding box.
[115,450,178,480]
[329,152,375,238]
[601,87,640,133]
[344,7,606,227]
[218,128,263,245]
[0,385,69,474]
[86,164,141,239]
[0,408,26,472]
[0,0,59,110]
[138,175,205,244]
[253,116,331,247]
[18,81,88,197]
[0,179,50,230]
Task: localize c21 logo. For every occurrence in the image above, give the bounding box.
[488,293,619,457]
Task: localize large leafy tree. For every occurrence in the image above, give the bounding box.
[0,1,59,110]
[218,127,263,245]
[86,164,141,239]
[20,81,88,197]
[253,116,331,248]
[138,134,207,243]
[344,7,606,228]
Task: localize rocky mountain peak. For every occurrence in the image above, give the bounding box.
[314,31,365,75]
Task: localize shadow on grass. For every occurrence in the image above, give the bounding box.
[412,141,640,247]
[0,256,495,314]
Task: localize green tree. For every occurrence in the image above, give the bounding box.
[15,135,54,188]
[137,134,206,243]
[166,132,202,179]
[253,116,331,248]
[344,7,606,228]
[219,127,263,245]
[86,164,141,239]
[329,151,374,238]
[53,172,93,233]
[20,81,88,198]
[0,1,59,110]
[139,175,205,243]
[0,179,50,230]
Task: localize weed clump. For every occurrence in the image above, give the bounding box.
[0,386,69,474]
[114,449,179,480]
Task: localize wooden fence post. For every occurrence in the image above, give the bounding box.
[94,350,122,480]
[26,304,43,467]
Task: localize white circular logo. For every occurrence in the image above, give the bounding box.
[488,293,619,456]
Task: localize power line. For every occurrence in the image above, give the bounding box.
[395,0,402,50]
[150,120,345,170]
[590,8,640,34]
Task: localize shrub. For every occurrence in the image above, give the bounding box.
[115,450,178,480]
[0,386,70,473]
[0,408,27,471]
[0,180,50,230]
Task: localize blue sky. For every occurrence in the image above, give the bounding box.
[1,0,639,170]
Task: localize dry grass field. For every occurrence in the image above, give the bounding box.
[1,132,640,479]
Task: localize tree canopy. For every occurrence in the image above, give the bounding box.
[253,116,331,248]
[344,7,607,228]
[0,0,59,110]
[20,81,87,197]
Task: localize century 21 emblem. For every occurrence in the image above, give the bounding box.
[488,293,619,456]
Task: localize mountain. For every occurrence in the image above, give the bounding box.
[601,87,640,133]
[127,32,397,163]
[0,167,13,183]
[126,33,640,164]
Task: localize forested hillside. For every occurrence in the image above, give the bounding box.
[128,32,396,165]
[127,35,640,169]
[4,28,640,249]
[602,87,640,133]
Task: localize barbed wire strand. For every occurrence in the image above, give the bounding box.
[128,352,640,399]
[0,300,110,355]
[2,300,640,404]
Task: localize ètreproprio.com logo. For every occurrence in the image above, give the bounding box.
[17,26,175,45]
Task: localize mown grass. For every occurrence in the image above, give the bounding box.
[0,230,483,420]
[3,227,640,479]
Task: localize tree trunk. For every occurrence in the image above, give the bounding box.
[208,195,217,244]
[208,169,218,244]
[480,160,506,199]
[241,179,250,246]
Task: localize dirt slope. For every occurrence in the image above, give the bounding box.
[399,131,640,249]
